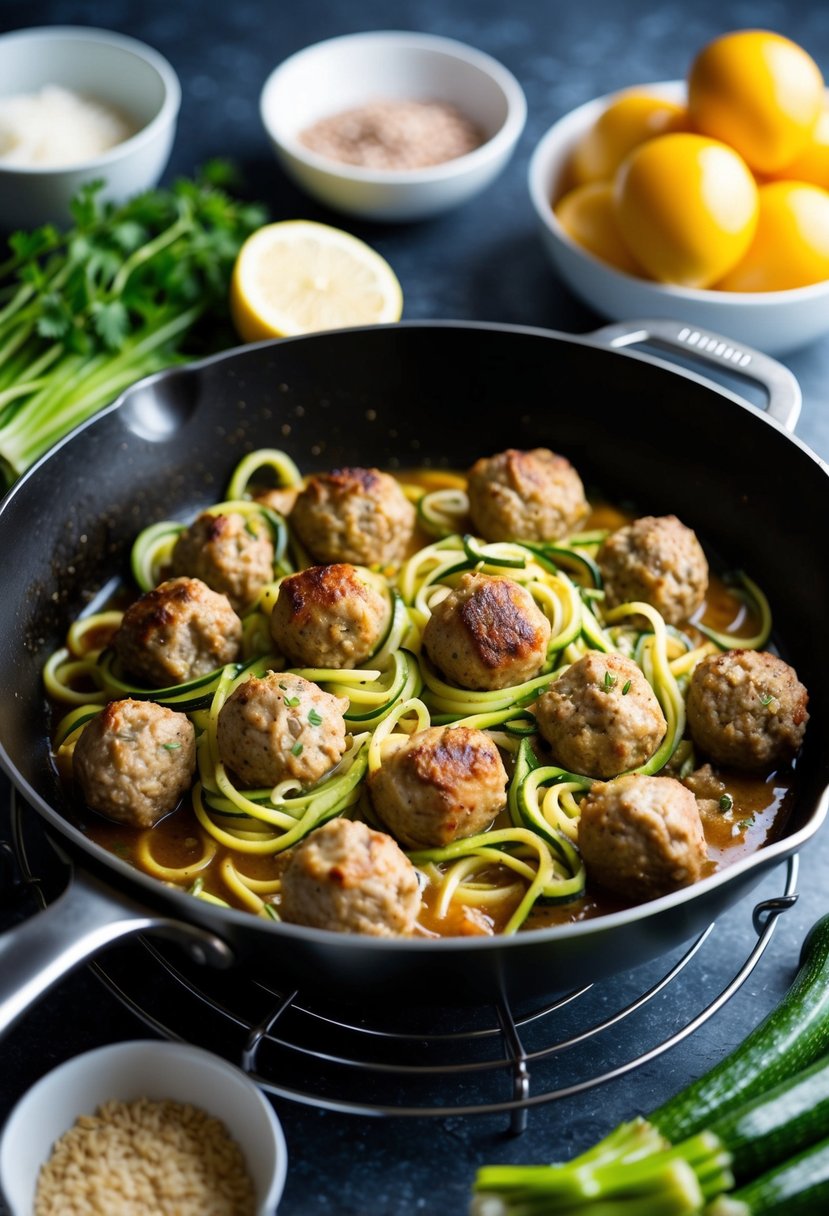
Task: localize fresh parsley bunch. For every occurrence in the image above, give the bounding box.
[0,160,268,487]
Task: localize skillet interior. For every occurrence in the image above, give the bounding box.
[0,320,826,1007]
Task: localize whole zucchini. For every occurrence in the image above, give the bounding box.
[651,912,829,1142]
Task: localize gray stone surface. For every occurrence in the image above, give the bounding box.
[1,3,828,1214]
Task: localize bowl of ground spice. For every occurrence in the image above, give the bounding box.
[260,30,527,221]
[0,1040,288,1216]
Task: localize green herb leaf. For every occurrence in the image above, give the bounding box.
[91,300,130,350]
[308,707,323,726]
[719,793,734,813]
[284,694,301,707]
[760,692,775,706]
[161,741,182,751]
[291,741,304,756]
[621,679,631,695]
[603,670,617,689]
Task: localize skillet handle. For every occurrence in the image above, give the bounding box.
[0,869,234,1040]
[587,318,802,433]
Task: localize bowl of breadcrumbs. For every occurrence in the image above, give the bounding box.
[260,29,527,221]
[0,1040,288,1216]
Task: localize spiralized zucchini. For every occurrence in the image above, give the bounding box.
[43,448,775,934]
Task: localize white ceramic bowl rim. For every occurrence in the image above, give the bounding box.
[260,28,527,185]
[0,25,182,177]
[528,78,829,306]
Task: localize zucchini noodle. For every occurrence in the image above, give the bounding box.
[224,447,302,499]
[43,647,108,705]
[66,610,123,659]
[42,446,781,938]
[134,828,217,882]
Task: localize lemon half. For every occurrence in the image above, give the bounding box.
[230,219,403,341]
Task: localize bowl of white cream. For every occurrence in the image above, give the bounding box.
[0,26,181,232]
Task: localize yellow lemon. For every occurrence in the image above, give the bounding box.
[569,90,688,185]
[716,180,829,291]
[613,132,759,287]
[229,220,403,341]
[688,29,824,174]
[554,182,644,275]
[770,104,829,189]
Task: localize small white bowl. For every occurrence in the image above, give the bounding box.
[260,29,527,222]
[0,26,181,231]
[0,1040,288,1216]
[528,80,829,357]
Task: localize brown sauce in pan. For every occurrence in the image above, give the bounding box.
[53,471,800,937]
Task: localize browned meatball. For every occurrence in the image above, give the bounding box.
[578,773,707,901]
[597,514,709,625]
[686,649,809,772]
[467,447,590,542]
[73,698,196,828]
[422,572,551,690]
[217,671,348,788]
[368,725,508,849]
[290,467,416,566]
[534,652,666,778]
[170,510,275,612]
[113,576,242,688]
[279,818,422,936]
[270,563,391,668]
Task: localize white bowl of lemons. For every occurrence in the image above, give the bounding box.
[528,29,829,357]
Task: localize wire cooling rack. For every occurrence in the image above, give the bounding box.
[5,788,798,1135]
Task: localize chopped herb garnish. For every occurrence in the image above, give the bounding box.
[603,670,617,689]
[308,707,323,726]
[719,793,734,813]
[188,876,205,896]
[161,741,182,750]
[263,903,280,920]
[760,692,774,706]
[291,741,304,756]
[283,694,301,707]
[621,679,631,695]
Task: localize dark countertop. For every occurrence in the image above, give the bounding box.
[1,3,828,1214]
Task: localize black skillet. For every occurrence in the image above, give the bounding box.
[0,318,826,1036]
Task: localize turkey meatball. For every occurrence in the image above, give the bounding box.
[73,698,196,828]
[467,447,590,542]
[686,649,809,772]
[368,725,508,849]
[578,773,707,901]
[279,818,422,937]
[170,510,274,612]
[597,514,709,625]
[217,671,348,788]
[113,576,242,688]
[270,563,391,668]
[534,652,666,778]
[422,572,551,691]
[290,467,416,566]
